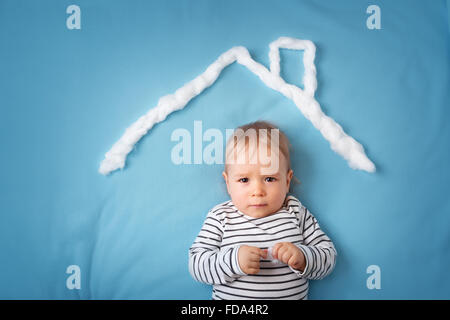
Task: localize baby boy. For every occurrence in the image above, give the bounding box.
[189,121,337,300]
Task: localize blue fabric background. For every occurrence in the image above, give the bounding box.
[1,0,449,299]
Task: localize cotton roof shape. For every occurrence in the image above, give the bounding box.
[99,37,376,175]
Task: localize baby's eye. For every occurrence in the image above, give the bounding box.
[265,177,277,182]
[238,178,249,183]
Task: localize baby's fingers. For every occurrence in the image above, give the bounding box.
[249,247,268,259]
[260,249,268,259]
[245,260,261,274]
[272,242,286,260]
[288,255,299,269]
[281,250,293,264]
[271,243,280,259]
[248,252,262,262]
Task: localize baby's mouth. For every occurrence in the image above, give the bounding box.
[249,204,267,207]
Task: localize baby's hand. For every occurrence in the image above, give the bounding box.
[237,245,267,275]
[272,242,306,272]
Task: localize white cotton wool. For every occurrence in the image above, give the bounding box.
[266,247,283,264]
[320,116,341,142]
[99,37,376,175]
[174,87,193,106]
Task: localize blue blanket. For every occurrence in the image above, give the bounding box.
[0,0,449,299]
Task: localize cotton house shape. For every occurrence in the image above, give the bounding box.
[99,37,376,175]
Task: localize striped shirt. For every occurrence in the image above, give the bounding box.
[189,195,337,300]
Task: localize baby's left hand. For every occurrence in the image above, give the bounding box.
[272,242,306,272]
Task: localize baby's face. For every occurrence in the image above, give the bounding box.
[223,145,293,218]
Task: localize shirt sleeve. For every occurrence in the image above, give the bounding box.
[188,208,246,285]
[288,200,337,280]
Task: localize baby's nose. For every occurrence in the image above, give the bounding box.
[251,182,265,196]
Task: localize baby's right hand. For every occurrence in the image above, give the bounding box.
[237,245,267,274]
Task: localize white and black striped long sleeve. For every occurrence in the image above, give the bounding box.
[189,207,246,285]
[287,198,337,281]
[189,195,337,300]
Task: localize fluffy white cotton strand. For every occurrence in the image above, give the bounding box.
[266,247,283,264]
[99,37,376,175]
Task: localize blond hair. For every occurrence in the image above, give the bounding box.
[224,121,291,172]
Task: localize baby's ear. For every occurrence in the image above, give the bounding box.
[222,171,229,185]
[222,171,230,194]
[286,169,294,187]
